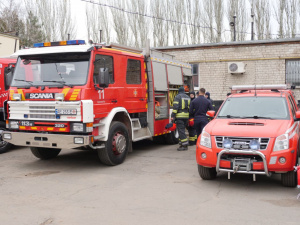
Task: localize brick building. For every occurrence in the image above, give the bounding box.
[156,38,300,103]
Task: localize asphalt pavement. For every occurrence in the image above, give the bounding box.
[0,140,300,225]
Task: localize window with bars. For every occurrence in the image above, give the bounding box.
[286,60,300,86]
[191,64,199,87]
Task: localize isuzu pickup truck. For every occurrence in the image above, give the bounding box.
[196,85,299,187]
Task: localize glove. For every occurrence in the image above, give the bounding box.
[188,118,194,127]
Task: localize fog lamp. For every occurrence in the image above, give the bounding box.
[223,138,233,149]
[279,157,286,164]
[201,152,207,159]
[3,133,11,140]
[74,137,84,144]
[249,139,260,150]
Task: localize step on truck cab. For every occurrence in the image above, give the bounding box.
[2,40,193,165]
[0,58,16,153]
[196,85,300,187]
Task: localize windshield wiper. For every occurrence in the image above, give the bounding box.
[218,115,242,118]
[14,79,34,86]
[43,80,73,88]
[240,116,274,120]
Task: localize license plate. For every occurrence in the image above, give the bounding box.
[55,109,77,115]
[19,121,34,126]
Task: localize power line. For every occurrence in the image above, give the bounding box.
[81,0,300,39]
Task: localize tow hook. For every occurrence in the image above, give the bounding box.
[294,166,300,199]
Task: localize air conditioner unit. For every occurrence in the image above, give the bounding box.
[228,62,245,74]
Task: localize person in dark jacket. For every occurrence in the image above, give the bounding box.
[171,87,191,151]
[187,91,197,145]
[205,92,215,110]
[189,88,213,137]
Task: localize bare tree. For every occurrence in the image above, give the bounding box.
[201,0,224,43]
[110,0,129,45]
[227,0,248,41]
[285,0,298,38]
[253,0,271,40]
[57,0,76,40]
[273,0,286,38]
[186,0,201,44]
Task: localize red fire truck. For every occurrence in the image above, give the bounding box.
[0,58,16,153]
[2,40,193,165]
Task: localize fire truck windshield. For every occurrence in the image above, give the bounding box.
[11,52,90,88]
[217,97,290,120]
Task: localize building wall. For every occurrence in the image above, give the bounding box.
[0,34,19,57]
[160,42,300,101]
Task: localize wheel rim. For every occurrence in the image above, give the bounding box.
[112,132,126,155]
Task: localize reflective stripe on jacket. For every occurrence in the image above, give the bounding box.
[172,93,191,119]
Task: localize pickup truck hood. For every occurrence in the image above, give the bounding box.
[206,119,292,138]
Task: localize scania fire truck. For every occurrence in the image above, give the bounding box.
[2,40,193,165]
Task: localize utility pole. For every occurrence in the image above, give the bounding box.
[251,8,254,40]
[99,30,102,43]
[233,15,236,41]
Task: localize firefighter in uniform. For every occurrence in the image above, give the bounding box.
[189,88,213,137]
[171,87,191,151]
[187,91,197,146]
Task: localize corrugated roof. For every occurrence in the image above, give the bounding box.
[154,37,300,50]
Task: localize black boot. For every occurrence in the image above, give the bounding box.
[177,145,188,151]
[189,141,196,146]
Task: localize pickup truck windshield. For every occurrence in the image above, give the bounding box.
[11,52,90,87]
[217,97,290,120]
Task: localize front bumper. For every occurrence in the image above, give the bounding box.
[2,131,92,149]
[216,149,270,176]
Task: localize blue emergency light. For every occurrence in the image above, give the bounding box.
[33,40,85,48]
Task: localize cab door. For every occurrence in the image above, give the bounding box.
[92,53,120,118]
[124,58,147,113]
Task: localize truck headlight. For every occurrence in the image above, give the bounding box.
[200,130,211,148]
[71,123,85,132]
[273,134,289,151]
[9,121,19,129]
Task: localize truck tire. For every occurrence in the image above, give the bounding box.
[98,121,129,166]
[281,153,298,187]
[164,131,179,145]
[0,123,12,154]
[30,147,61,160]
[198,165,217,180]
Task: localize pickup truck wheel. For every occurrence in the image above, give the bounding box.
[281,153,298,187]
[98,121,129,166]
[164,131,179,145]
[198,165,217,180]
[0,125,12,154]
[30,147,61,160]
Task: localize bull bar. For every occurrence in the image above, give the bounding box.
[216,149,271,176]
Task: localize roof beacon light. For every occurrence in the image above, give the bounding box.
[231,84,288,91]
[33,40,86,48]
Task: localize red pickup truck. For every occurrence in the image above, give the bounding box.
[196,85,300,187]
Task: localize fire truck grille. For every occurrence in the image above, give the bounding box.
[215,136,270,150]
[30,114,56,119]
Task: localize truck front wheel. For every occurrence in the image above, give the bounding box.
[281,153,298,187]
[198,165,217,180]
[30,147,61,160]
[164,131,179,145]
[0,126,12,154]
[98,121,129,166]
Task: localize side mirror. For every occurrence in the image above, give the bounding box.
[99,68,109,88]
[4,67,14,89]
[295,111,300,121]
[206,110,215,118]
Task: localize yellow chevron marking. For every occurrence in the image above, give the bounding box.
[62,88,70,97]
[47,127,54,131]
[31,127,37,130]
[59,128,66,131]
[19,126,25,129]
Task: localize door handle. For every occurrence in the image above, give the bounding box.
[139,98,144,101]
[111,100,117,103]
